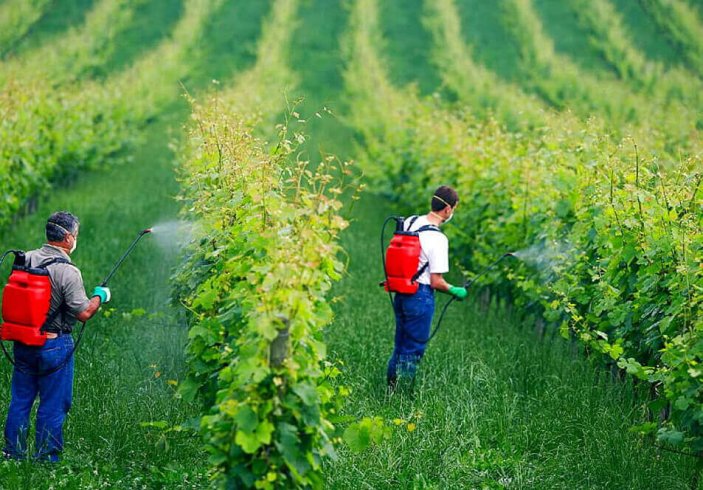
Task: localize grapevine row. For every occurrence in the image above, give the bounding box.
[637,0,703,78]
[567,0,700,106]
[0,0,219,229]
[174,1,354,487]
[0,0,50,58]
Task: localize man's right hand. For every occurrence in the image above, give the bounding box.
[448,286,468,300]
[92,286,111,304]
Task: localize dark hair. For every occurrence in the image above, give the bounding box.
[431,185,459,212]
[46,211,80,242]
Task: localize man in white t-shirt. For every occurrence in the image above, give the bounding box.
[387,186,467,389]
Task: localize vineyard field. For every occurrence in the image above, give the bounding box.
[0,0,702,488]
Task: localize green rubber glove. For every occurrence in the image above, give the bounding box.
[448,286,468,300]
[92,286,111,304]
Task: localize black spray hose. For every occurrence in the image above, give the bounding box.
[465,253,517,291]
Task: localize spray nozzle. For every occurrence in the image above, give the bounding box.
[141,228,153,235]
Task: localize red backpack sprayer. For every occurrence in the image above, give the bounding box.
[381,215,517,343]
[0,228,153,376]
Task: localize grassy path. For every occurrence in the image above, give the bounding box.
[98,0,184,78]
[379,0,441,95]
[2,0,95,59]
[186,0,272,89]
[610,0,682,66]
[289,0,353,159]
[455,0,523,82]
[532,0,614,73]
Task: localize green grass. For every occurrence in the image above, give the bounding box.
[324,193,696,489]
[610,0,682,67]
[97,0,184,78]
[5,0,95,58]
[532,0,615,74]
[379,0,442,95]
[184,0,272,91]
[289,0,355,162]
[455,0,523,81]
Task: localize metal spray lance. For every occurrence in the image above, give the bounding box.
[99,228,152,287]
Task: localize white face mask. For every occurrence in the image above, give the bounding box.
[69,236,77,254]
[444,212,454,224]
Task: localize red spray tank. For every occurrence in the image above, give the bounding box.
[384,231,422,294]
[0,252,63,347]
[382,216,441,294]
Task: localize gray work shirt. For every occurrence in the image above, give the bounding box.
[25,245,90,332]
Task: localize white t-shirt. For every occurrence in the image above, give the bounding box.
[404,215,448,285]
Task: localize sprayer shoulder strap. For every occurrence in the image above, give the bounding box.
[37,257,74,269]
[41,304,67,333]
[404,215,419,232]
[36,257,73,333]
[409,225,441,283]
[404,216,442,235]
[416,224,442,234]
[411,263,429,283]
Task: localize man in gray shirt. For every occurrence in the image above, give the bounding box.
[3,211,110,462]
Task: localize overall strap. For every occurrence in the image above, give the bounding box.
[40,304,67,333]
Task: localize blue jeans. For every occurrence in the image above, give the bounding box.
[3,335,74,462]
[387,284,435,381]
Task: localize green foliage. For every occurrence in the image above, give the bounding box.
[499,0,703,141]
[0,80,135,229]
[0,0,148,86]
[0,0,51,58]
[174,96,356,488]
[0,0,219,230]
[342,416,390,452]
[422,0,547,132]
[0,0,151,229]
[638,0,703,77]
[567,0,702,106]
